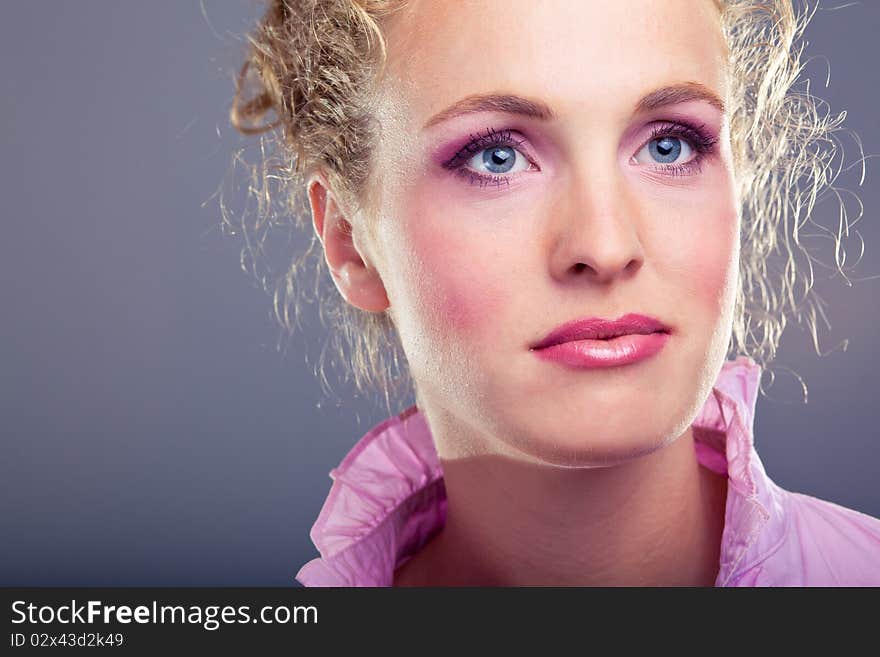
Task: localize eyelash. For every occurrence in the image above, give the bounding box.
[443,122,720,189]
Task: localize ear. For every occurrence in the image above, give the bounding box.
[307,171,390,313]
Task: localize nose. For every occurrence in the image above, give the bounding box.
[546,168,644,284]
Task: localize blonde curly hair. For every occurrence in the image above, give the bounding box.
[224,0,865,413]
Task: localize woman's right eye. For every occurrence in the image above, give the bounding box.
[464,144,532,177]
[444,127,539,189]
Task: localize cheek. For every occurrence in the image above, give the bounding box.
[675,191,740,314]
[414,229,504,337]
[401,212,509,343]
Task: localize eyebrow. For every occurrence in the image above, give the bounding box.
[421,81,725,129]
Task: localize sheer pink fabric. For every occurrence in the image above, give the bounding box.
[296,356,880,586]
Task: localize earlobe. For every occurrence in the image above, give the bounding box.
[306,172,390,314]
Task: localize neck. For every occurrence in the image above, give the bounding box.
[394,410,728,587]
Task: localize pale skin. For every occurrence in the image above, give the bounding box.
[308,0,739,586]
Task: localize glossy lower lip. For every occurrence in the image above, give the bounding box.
[530,332,670,369]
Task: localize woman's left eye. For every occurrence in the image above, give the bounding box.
[630,122,718,176]
[633,135,695,166]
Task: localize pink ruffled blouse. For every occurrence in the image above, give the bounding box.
[296,356,880,586]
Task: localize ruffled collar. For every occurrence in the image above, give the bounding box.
[296,356,785,586]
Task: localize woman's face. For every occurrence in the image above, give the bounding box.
[365,0,739,466]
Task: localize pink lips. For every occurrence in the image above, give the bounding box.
[530,313,671,369]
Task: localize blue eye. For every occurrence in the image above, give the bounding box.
[631,121,721,176]
[636,136,694,165]
[465,144,530,177]
[444,127,535,189]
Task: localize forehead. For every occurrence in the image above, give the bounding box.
[378,0,727,126]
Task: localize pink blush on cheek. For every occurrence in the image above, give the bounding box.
[685,205,739,309]
[408,229,505,338]
[399,180,514,342]
[425,256,502,336]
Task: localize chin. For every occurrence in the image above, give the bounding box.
[500,417,680,469]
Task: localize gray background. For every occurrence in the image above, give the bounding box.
[1,1,878,585]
